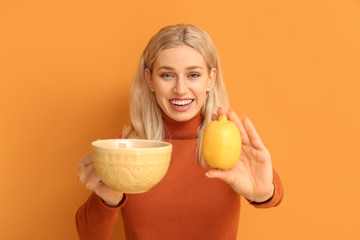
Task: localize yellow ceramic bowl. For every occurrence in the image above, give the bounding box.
[91,139,172,193]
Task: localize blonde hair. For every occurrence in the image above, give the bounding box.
[122,24,229,166]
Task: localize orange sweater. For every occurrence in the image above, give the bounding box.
[76,112,283,239]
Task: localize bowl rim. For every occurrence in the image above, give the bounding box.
[91,139,172,151]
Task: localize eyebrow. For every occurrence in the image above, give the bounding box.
[158,65,204,71]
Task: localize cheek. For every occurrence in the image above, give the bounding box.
[196,92,207,104]
[193,82,209,100]
[153,82,171,100]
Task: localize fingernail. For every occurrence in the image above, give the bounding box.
[242,114,247,120]
[205,172,213,178]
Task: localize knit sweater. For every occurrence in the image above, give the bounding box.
[76,112,283,240]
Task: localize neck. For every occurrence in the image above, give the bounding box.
[161,111,202,140]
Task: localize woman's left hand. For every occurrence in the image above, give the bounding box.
[205,108,274,203]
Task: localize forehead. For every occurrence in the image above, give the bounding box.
[154,45,206,69]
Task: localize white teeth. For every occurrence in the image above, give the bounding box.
[170,99,193,106]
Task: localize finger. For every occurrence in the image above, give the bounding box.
[227,110,250,145]
[217,106,227,116]
[211,106,226,121]
[78,163,94,184]
[85,169,102,191]
[78,152,93,172]
[211,114,218,121]
[242,115,265,150]
[205,169,233,184]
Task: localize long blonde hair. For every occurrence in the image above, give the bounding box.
[122,24,229,166]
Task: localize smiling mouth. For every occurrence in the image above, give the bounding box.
[169,99,194,106]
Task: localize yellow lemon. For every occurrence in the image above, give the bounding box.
[202,115,242,170]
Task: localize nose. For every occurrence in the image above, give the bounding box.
[173,76,188,95]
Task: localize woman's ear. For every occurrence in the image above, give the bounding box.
[207,68,217,92]
[144,68,155,92]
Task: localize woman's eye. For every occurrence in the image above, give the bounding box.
[189,73,200,78]
[161,73,173,79]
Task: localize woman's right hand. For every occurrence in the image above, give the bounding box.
[78,152,124,207]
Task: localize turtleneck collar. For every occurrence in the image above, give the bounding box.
[161,110,202,140]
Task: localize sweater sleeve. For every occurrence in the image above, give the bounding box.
[75,192,128,240]
[248,169,284,208]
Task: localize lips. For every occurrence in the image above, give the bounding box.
[169,99,194,106]
[169,98,194,112]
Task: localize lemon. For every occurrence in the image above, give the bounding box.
[202,115,242,170]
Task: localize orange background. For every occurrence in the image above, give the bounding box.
[1,0,359,239]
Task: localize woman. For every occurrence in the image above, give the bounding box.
[76,24,283,240]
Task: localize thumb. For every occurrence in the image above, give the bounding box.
[205,169,231,183]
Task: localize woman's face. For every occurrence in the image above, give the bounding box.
[145,45,216,122]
